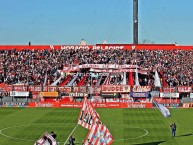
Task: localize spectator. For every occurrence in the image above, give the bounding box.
[0,48,192,86]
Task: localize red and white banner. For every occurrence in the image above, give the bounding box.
[90,96,105,103]
[28,86,42,92]
[153,97,180,103]
[62,64,138,71]
[183,103,193,108]
[178,86,192,93]
[162,87,176,93]
[90,86,101,94]
[13,85,28,91]
[84,123,113,145]
[48,86,57,92]
[5,85,12,92]
[132,86,151,92]
[102,85,130,92]
[34,132,57,145]
[90,68,147,74]
[58,87,71,93]
[78,97,101,130]
[0,44,192,51]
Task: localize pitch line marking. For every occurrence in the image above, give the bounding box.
[107,124,148,141]
[0,123,148,142]
[0,123,76,143]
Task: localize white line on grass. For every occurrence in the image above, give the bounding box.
[0,125,34,142]
[106,124,148,141]
[0,123,148,143]
[0,123,76,143]
[63,124,78,145]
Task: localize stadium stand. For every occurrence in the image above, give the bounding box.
[0,44,192,104]
[0,46,192,86]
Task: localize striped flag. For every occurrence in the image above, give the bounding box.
[34,132,57,145]
[84,123,113,145]
[154,101,171,117]
[78,97,101,130]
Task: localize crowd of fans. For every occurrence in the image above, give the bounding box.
[0,48,192,86]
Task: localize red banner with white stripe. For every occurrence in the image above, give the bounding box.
[84,123,113,145]
[78,97,101,130]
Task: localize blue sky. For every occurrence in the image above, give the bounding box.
[0,0,193,45]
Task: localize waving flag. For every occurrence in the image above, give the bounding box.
[154,101,171,117]
[154,70,161,87]
[135,68,140,86]
[34,132,57,145]
[84,123,113,145]
[78,97,101,130]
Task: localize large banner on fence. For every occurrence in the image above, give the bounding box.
[132,86,151,92]
[130,92,149,97]
[40,92,58,97]
[178,86,192,93]
[160,92,179,98]
[102,85,130,93]
[9,91,29,97]
[0,102,29,107]
[0,44,192,51]
[183,103,193,108]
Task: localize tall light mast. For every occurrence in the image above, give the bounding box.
[133,0,138,44]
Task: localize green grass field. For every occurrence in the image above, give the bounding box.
[0,108,193,145]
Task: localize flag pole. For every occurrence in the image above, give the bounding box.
[170,83,171,103]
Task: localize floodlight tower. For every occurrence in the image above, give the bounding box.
[133,0,138,44]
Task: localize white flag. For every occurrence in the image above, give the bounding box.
[154,70,161,87]
[135,68,140,86]
[154,101,171,117]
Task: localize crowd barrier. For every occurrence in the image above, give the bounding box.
[28,102,153,108]
[0,101,192,108]
[1,85,192,93]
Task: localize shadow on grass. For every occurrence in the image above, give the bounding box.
[133,141,165,145]
[176,132,193,137]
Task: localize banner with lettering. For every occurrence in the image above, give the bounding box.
[130,92,149,98]
[160,92,179,98]
[178,86,192,93]
[78,97,101,130]
[132,86,151,92]
[102,85,130,93]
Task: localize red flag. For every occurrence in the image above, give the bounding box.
[58,75,72,86]
[128,72,134,86]
[84,123,113,145]
[77,75,87,86]
[78,97,100,130]
[162,74,167,87]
